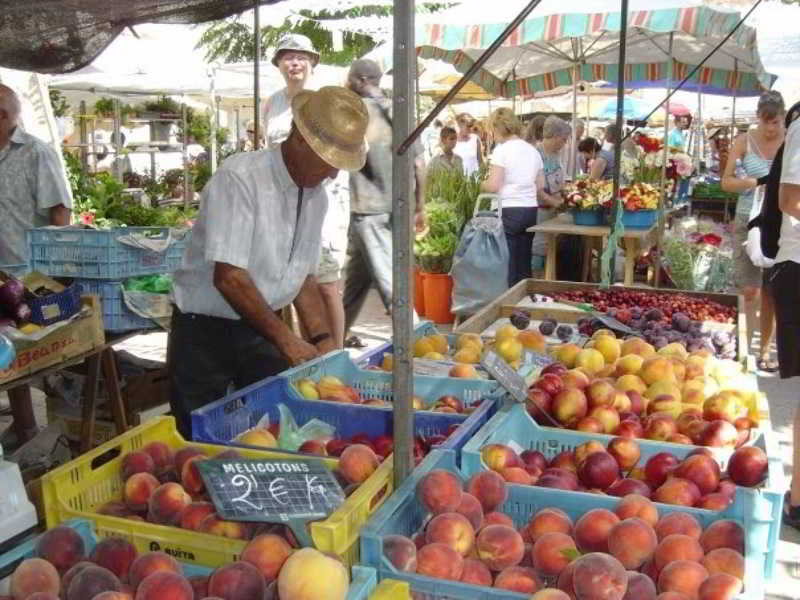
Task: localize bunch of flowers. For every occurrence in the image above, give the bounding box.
[563,179,614,211]
[619,182,660,211]
[620,133,693,193]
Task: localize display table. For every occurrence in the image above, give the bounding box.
[528,214,657,286]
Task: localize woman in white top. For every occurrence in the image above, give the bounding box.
[481,108,545,286]
[454,112,483,176]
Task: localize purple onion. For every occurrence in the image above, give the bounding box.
[0,278,24,311]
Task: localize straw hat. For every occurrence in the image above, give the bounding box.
[272,34,320,67]
[291,86,368,172]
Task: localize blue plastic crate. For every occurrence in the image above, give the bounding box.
[27,282,83,326]
[191,375,498,466]
[0,518,378,600]
[75,279,156,332]
[461,403,785,581]
[572,209,605,226]
[282,350,502,410]
[622,209,658,229]
[28,227,189,279]
[360,449,766,600]
[0,264,28,278]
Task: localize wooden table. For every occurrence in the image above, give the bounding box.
[528,214,657,286]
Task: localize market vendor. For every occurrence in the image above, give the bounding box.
[168,86,368,437]
[0,84,72,448]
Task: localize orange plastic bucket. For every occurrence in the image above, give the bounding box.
[413,267,426,317]
[421,272,454,324]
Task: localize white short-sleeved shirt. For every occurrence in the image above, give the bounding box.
[489,138,542,209]
[172,148,327,319]
[776,119,800,265]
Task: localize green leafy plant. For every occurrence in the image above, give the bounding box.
[49,90,70,118]
[142,96,182,115]
[94,97,115,117]
[414,202,461,274]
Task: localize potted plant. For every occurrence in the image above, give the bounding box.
[563,178,611,225]
[141,96,182,142]
[414,201,461,323]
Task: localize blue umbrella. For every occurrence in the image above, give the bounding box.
[597,97,652,121]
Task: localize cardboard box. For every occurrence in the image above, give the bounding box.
[0,296,105,385]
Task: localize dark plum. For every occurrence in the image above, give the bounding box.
[510,310,531,330]
[672,312,691,332]
[645,308,664,321]
[539,318,557,336]
[556,325,574,342]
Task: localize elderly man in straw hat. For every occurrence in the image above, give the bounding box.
[169,86,369,436]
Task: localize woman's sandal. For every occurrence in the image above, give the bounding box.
[757,357,779,373]
[784,492,800,531]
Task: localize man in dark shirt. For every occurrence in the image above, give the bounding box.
[342,60,425,340]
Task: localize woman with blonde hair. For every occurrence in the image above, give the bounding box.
[454,112,483,175]
[481,107,544,286]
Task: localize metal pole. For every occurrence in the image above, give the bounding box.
[607,0,629,283]
[392,0,416,487]
[235,107,241,149]
[415,68,422,126]
[112,99,122,183]
[731,59,738,152]
[211,70,218,173]
[79,101,88,170]
[571,64,578,180]
[654,32,674,289]
[253,0,261,150]
[182,102,189,209]
[399,0,543,155]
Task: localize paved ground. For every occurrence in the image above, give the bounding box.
[2,288,799,595]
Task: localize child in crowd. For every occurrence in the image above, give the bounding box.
[427,126,464,175]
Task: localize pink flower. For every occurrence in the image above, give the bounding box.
[79,211,95,225]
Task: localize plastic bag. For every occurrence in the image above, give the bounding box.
[450,194,510,316]
[267,403,336,451]
[124,274,172,294]
[745,188,775,268]
[0,333,14,369]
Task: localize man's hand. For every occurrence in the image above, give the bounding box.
[414,210,427,232]
[278,333,320,366]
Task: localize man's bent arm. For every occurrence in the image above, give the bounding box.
[50,205,70,226]
[293,275,336,353]
[780,183,800,220]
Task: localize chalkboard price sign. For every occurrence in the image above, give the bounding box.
[195,458,345,523]
[481,350,528,404]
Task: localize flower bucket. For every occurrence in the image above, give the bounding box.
[572,210,605,226]
[622,209,658,229]
[420,272,454,324]
[413,267,426,317]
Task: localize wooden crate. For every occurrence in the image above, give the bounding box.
[455,279,748,364]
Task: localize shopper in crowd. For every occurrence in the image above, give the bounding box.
[531,117,569,266]
[773,100,800,530]
[562,118,585,179]
[342,59,426,343]
[0,84,72,448]
[239,120,264,151]
[424,119,443,161]
[708,127,730,176]
[523,115,547,148]
[481,107,543,287]
[264,34,350,349]
[722,91,785,372]
[454,112,483,176]
[427,126,464,175]
[579,124,617,180]
[168,86,368,437]
[669,114,691,151]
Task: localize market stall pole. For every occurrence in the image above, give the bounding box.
[392,0,416,486]
[654,32,675,289]
[253,0,261,151]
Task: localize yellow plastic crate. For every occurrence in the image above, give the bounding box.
[41,416,392,568]
[369,579,411,599]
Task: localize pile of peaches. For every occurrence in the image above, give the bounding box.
[6,524,349,600]
[96,440,380,541]
[479,435,768,510]
[528,327,760,448]
[382,467,747,599]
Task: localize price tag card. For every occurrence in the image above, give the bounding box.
[196,458,345,523]
[481,350,528,404]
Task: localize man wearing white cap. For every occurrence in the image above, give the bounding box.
[169,86,369,436]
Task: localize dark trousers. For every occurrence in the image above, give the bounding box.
[502,207,538,287]
[771,261,800,379]
[343,213,394,333]
[167,307,289,437]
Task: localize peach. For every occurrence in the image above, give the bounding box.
[209,561,266,599]
[667,434,693,445]
[456,493,484,531]
[572,552,628,600]
[65,565,121,600]
[697,573,742,600]
[140,442,173,474]
[607,437,641,471]
[556,560,577,597]
[134,571,192,600]
[574,441,606,467]
[648,396,683,420]
[98,501,135,518]
[121,451,156,481]
[607,518,658,569]
[617,354,645,376]
[607,478,652,498]
[172,446,206,474]
[128,552,180,590]
[696,493,732,511]
[382,535,417,572]
[178,501,215,531]
[623,571,657,600]
[615,420,645,439]
[10,558,60,599]
[577,452,620,490]
[339,444,379,485]
[587,380,617,409]
[645,453,680,489]
[147,482,191,525]
[702,548,744,580]
[644,414,678,441]
[241,534,292,582]
[277,548,348,600]
[575,348,605,375]
[460,558,493,586]
[653,478,702,507]
[588,406,620,434]
[576,417,604,433]
[123,472,160,513]
[61,561,94,595]
[527,508,574,541]
[484,511,514,528]
[640,357,676,386]
[531,532,576,577]
[426,512,476,556]
[594,336,621,364]
[538,468,579,491]
[179,455,208,495]
[35,525,86,574]
[654,534,704,571]
[532,590,572,600]
[465,471,507,513]
[615,494,659,527]
[612,390,633,413]
[574,509,620,553]
[621,337,655,358]
[551,389,588,426]
[494,566,541,594]
[449,364,479,378]
[477,525,525,571]
[481,443,521,472]
[642,557,660,582]
[562,368,591,390]
[728,446,768,487]
[416,543,464,581]
[500,466,534,484]
[198,514,250,539]
[550,451,578,473]
[673,455,721,495]
[655,513,702,541]
[657,560,708,599]
[699,520,744,554]
[90,537,137,582]
[617,374,648,395]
